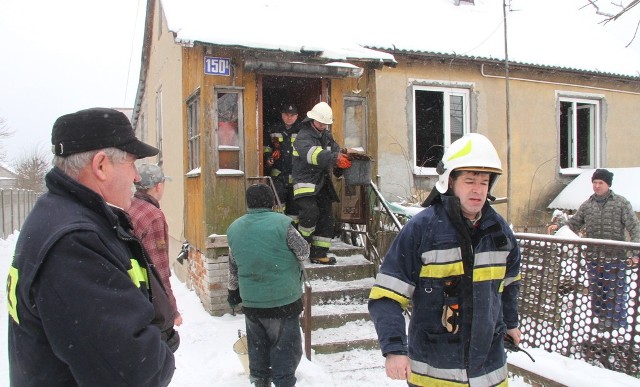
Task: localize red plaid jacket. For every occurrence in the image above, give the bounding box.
[129,191,179,319]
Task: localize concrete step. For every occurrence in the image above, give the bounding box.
[303,303,370,330]
[310,319,380,354]
[329,239,366,257]
[309,277,375,305]
[303,254,375,282]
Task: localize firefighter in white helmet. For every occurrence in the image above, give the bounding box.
[291,102,351,265]
[369,133,521,386]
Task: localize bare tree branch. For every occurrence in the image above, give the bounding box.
[12,147,50,192]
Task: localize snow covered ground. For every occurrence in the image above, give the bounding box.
[1,232,639,386]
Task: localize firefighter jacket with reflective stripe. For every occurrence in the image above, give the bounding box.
[266,120,300,181]
[291,120,340,201]
[369,194,521,387]
[7,167,175,387]
[227,208,303,309]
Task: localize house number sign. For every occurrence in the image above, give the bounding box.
[204,56,230,76]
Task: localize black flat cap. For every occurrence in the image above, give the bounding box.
[51,107,159,158]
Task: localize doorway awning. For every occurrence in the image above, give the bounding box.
[245,60,364,78]
[548,168,640,212]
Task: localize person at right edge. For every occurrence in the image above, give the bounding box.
[368,133,521,386]
[291,101,352,265]
[561,168,640,332]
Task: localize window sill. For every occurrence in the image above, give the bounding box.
[216,169,244,177]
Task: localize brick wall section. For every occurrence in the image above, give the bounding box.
[186,234,231,316]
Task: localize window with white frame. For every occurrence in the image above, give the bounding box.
[186,91,200,171]
[214,88,243,171]
[412,85,470,174]
[559,96,601,170]
[343,97,367,151]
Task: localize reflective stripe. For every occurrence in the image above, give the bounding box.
[369,286,411,309]
[421,248,461,264]
[307,146,323,165]
[503,273,521,287]
[420,262,464,278]
[270,168,282,177]
[263,146,272,153]
[294,183,315,196]
[371,272,414,300]
[128,259,149,289]
[445,138,472,162]
[474,251,508,266]
[420,248,464,278]
[293,149,299,156]
[473,266,506,282]
[271,133,283,142]
[7,266,19,324]
[468,363,508,387]
[409,358,468,386]
[312,236,332,248]
[473,251,508,282]
[298,225,315,237]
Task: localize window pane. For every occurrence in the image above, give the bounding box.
[559,101,571,168]
[219,149,240,169]
[344,98,366,150]
[576,103,593,167]
[415,90,444,168]
[450,95,464,142]
[217,93,239,146]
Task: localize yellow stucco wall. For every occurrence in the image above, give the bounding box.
[374,56,640,228]
[135,0,184,260]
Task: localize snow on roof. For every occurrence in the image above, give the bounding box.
[160,0,640,78]
[548,168,640,211]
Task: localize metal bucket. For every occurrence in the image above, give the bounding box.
[233,332,250,376]
[344,158,372,186]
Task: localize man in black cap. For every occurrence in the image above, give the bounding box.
[564,168,640,332]
[264,103,301,223]
[226,184,309,387]
[7,108,176,386]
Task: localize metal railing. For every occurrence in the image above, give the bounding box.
[0,189,40,239]
[516,232,640,376]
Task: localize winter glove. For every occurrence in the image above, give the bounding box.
[272,149,281,160]
[164,328,180,353]
[336,153,352,169]
[228,288,242,308]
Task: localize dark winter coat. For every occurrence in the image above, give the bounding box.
[566,190,640,242]
[291,120,341,202]
[7,167,175,387]
[368,195,520,387]
[266,120,300,182]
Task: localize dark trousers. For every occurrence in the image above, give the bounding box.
[273,176,298,220]
[245,314,302,387]
[589,261,629,330]
[295,189,334,259]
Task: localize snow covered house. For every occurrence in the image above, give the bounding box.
[131,0,640,314]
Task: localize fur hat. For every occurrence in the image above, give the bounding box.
[246,184,274,209]
[592,169,613,187]
[135,164,171,190]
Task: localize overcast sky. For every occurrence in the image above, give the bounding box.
[0,0,146,165]
[0,0,638,167]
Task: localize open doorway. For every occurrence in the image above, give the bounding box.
[260,75,324,174]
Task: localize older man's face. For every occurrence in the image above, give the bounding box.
[592,179,610,197]
[102,153,140,210]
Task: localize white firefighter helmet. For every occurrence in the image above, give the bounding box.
[306,102,333,125]
[435,133,503,193]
